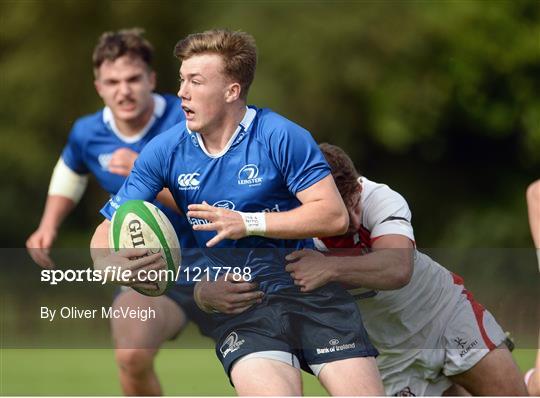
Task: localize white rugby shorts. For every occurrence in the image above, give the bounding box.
[380,274,506,396]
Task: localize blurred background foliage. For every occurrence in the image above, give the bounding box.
[1,0,539,249]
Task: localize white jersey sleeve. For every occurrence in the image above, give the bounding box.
[360,177,415,242]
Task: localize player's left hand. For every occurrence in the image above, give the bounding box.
[108,147,139,176]
[187,202,246,247]
[194,275,263,314]
[285,249,336,292]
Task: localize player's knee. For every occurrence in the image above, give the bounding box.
[115,348,155,376]
[526,368,540,396]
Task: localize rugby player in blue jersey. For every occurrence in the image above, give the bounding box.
[26,29,218,396]
[90,29,383,395]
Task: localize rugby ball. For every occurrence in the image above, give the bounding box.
[109,200,181,296]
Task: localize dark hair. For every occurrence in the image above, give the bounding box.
[319,143,361,206]
[174,29,257,99]
[92,28,153,73]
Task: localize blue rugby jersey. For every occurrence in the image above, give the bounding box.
[58,94,200,255]
[101,107,331,293]
[61,94,183,195]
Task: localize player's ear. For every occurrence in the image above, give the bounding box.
[355,182,363,196]
[224,82,241,103]
[94,79,104,99]
[93,67,104,98]
[148,70,157,90]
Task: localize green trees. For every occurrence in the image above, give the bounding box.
[2,0,538,247]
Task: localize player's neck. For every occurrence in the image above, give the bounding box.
[200,104,246,154]
[114,101,155,137]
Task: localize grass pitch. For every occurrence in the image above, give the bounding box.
[1,345,536,395]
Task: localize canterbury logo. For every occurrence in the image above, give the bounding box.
[177,173,200,189]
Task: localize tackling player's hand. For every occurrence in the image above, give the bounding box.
[93,248,166,291]
[108,147,139,176]
[286,249,336,292]
[187,202,246,247]
[194,275,263,314]
[26,227,58,268]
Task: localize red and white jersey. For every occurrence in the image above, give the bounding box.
[319,176,415,251]
[316,177,506,395]
[315,177,462,347]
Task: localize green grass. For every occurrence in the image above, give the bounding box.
[1,347,536,395]
[0,347,327,396]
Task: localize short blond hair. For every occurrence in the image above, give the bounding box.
[174,29,257,99]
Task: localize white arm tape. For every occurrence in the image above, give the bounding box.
[537,248,540,273]
[239,212,267,236]
[48,158,88,203]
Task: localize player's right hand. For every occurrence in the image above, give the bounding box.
[194,275,263,314]
[93,248,166,291]
[108,147,139,176]
[26,227,57,269]
[187,202,247,247]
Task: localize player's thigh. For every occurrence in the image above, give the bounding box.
[318,356,384,396]
[111,288,187,348]
[449,344,528,396]
[230,357,302,396]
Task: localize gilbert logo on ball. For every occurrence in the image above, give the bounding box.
[109,200,181,296]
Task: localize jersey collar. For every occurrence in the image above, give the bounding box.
[102,94,165,144]
[186,106,257,158]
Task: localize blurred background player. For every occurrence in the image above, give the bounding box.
[26,28,181,266]
[525,179,540,396]
[91,29,383,395]
[25,28,217,395]
[197,143,529,396]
